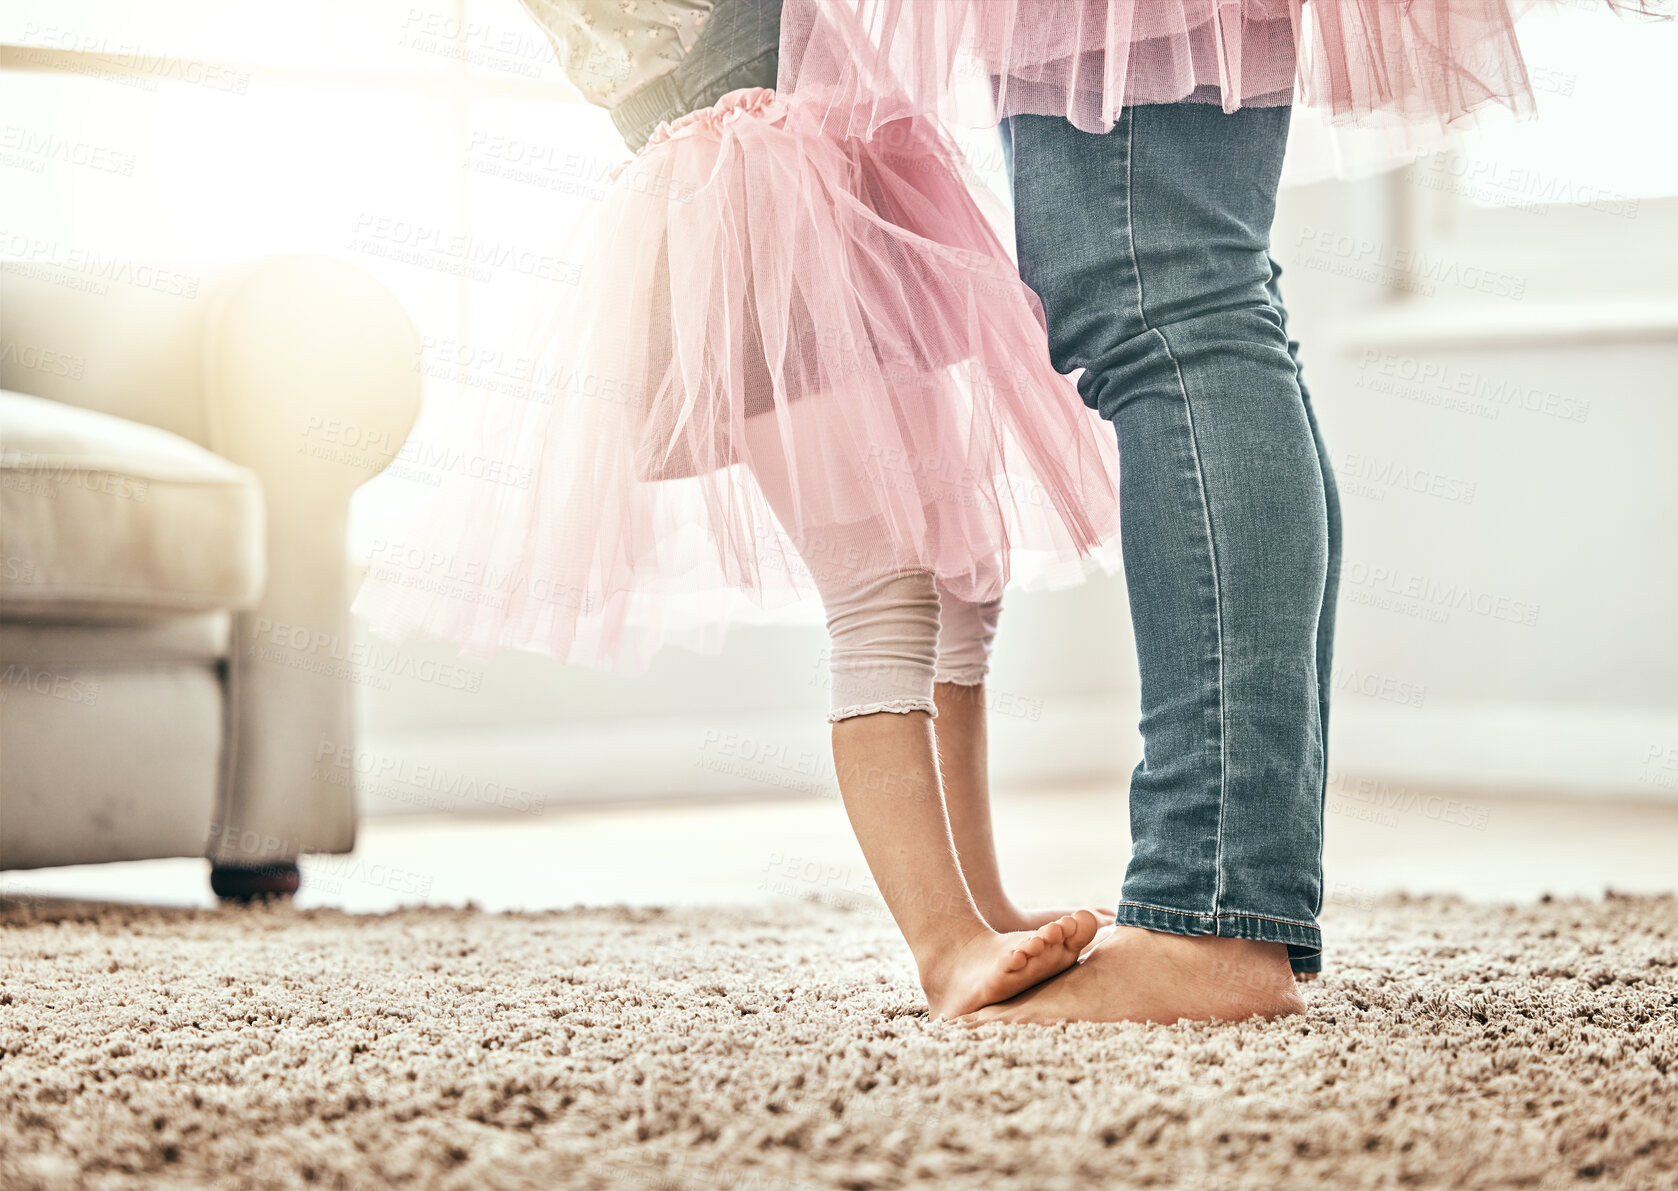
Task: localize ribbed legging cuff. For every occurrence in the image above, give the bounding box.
[828,698,937,723]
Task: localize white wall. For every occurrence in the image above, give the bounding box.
[355,172,1678,815]
[1274,178,1678,804]
[6,4,1667,821]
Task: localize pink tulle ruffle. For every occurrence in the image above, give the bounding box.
[353,87,1123,673]
[778,1,1666,182]
[643,85,787,150]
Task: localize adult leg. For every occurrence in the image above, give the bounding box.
[1268,259,1343,979]
[971,102,1325,1023]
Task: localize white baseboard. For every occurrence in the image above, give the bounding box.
[357,698,1677,817]
[356,697,1141,817]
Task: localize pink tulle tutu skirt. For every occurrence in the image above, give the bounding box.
[780,0,1668,182]
[353,87,1123,673]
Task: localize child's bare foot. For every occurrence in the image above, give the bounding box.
[976,903,1115,957]
[956,927,1305,1026]
[981,903,1117,934]
[920,911,1099,1020]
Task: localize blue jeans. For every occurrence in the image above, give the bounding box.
[1003,103,1342,971]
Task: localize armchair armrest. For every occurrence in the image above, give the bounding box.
[201,255,420,865]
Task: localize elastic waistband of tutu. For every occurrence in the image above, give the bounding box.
[609,87,789,183]
[642,87,786,151]
[609,0,782,152]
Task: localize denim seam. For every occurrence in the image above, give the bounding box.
[1122,109,1230,921]
[1118,901,1318,931]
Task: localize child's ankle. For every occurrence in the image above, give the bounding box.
[913,921,994,992]
[972,897,1025,931]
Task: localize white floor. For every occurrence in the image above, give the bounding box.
[5,782,1675,917]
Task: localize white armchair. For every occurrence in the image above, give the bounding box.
[0,254,420,898]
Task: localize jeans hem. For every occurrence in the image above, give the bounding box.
[1288,950,1322,973]
[1114,901,1321,953]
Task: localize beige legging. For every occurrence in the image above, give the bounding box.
[740,407,1002,722]
[820,571,1002,721]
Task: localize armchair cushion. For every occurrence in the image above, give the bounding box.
[0,390,265,621]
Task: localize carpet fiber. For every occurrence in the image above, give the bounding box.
[2,892,1674,1190]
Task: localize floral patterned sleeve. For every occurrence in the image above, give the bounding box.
[516,0,714,108]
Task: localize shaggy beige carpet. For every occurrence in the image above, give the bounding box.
[1,892,1674,1191]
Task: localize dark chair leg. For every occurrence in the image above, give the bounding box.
[210,861,301,903]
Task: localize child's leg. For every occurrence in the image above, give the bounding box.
[932,584,1118,933]
[822,569,978,962]
[820,571,1096,1018]
[928,591,1011,923]
[737,411,1096,1018]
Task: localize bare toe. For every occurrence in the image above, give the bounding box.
[988,905,1118,933]
[1064,910,1099,952]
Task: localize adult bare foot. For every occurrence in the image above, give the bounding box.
[921,911,1099,1020]
[957,925,1305,1025]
